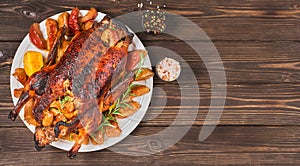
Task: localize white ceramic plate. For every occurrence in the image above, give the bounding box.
[10,10,153,152]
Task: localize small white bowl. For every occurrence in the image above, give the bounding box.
[155,57,181,82]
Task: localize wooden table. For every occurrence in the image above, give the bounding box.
[1,0,300,165]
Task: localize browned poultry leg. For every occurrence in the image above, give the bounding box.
[8,69,50,121]
[67,128,89,159]
[8,90,32,121]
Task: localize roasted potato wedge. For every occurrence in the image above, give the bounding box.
[46,18,58,50]
[57,12,69,29]
[13,88,24,98]
[81,20,94,31]
[105,121,121,137]
[135,68,154,81]
[118,101,141,119]
[90,130,104,145]
[24,99,40,126]
[23,51,44,76]
[79,7,98,23]
[12,68,28,85]
[42,111,54,127]
[57,39,70,62]
[130,85,150,97]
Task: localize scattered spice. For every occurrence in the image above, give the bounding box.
[142,10,166,34]
[139,0,167,34]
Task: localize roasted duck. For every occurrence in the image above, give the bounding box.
[8,11,151,158]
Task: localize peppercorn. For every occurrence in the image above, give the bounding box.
[142,10,166,34]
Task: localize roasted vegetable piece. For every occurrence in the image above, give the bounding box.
[90,129,104,145]
[135,68,154,81]
[14,88,24,98]
[23,51,44,76]
[12,68,28,85]
[126,50,147,72]
[130,85,150,97]
[105,121,121,137]
[81,20,94,31]
[57,12,69,29]
[118,101,141,118]
[65,133,78,142]
[79,7,97,31]
[68,7,80,34]
[49,107,60,116]
[49,100,60,109]
[62,102,77,120]
[46,27,68,65]
[29,23,47,50]
[24,99,40,126]
[46,18,58,50]
[42,111,54,127]
[79,7,98,23]
[57,38,70,61]
[52,113,67,125]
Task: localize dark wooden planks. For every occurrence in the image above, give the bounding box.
[107,83,300,126]
[144,40,300,84]
[1,41,300,85]
[1,126,300,165]
[2,83,300,126]
[1,152,299,165]
[1,40,300,126]
[0,0,300,165]
[0,0,299,41]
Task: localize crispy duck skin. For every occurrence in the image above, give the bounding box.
[57,36,133,159]
[9,15,133,158]
[8,16,131,123]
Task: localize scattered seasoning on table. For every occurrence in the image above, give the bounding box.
[138,0,167,34]
[142,9,166,34]
[156,57,181,82]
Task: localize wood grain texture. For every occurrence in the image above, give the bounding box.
[2,83,300,126]
[0,0,300,165]
[1,41,300,126]
[0,0,299,41]
[0,126,300,165]
[1,41,300,84]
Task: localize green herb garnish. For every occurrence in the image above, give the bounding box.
[135,52,145,78]
[59,95,72,109]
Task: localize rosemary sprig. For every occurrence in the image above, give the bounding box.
[97,116,115,131]
[119,102,132,109]
[135,52,145,78]
[96,82,140,131]
[122,83,135,101]
[95,51,146,132]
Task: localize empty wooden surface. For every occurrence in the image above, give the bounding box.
[0,0,300,165]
